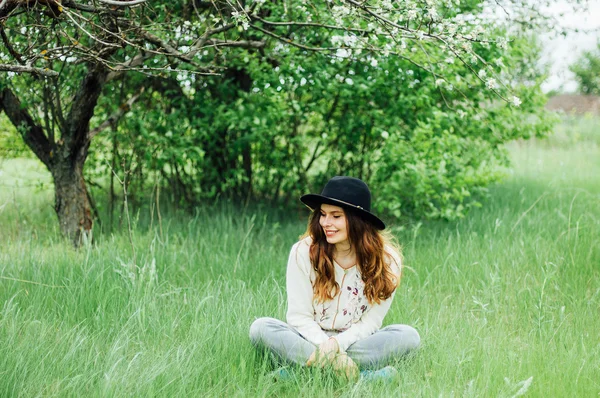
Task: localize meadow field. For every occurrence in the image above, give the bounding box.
[0,117,599,397]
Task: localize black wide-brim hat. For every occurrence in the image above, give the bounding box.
[300,176,386,230]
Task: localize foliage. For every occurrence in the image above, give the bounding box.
[570,41,600,95]
[85,25,556,221]
[0,114,30,157]
[0,0,575,239]
[1,132,600,395]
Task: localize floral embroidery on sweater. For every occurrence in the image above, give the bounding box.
[311,270,371,331]
[342,276,370,329]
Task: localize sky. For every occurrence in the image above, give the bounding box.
[539,0,600,93]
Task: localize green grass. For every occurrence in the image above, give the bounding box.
[1,117,599,396]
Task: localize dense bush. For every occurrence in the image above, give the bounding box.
[0,0,561,234]
[86,33,555,222]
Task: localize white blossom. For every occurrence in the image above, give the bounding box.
[336,48,351,58]
[496,37,508,49]
[486,78,497,89]
[427,8,439,20]
[512,96,522,107]
[381,131,390,139]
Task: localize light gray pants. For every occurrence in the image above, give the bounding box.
[249,317,420,370]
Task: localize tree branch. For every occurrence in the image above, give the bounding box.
[106,51,151,81]
[64,65,109,157]
[252,15,369,34]
[206,39,265,49]
[0,87,53,168]
[0,27,25,64]
[249,23,336,52]
[0,63,58,77]
[97,0,146,6]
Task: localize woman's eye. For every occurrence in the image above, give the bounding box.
[333,216,341,219]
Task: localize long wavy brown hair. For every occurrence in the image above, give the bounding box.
[302,205,401,305]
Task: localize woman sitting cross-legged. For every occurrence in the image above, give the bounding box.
[249,176,420,380]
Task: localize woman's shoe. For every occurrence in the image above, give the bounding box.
[359,365,398,382]
[267,367,293,382]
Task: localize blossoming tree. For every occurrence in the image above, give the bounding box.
[0,0,575,244]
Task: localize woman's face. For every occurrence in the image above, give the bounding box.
[319,204,349,246]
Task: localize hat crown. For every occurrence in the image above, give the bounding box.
[320,176,371,212]
[300,176,385,230]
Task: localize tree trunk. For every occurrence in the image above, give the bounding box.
[51,161,93,244]
[1,65,108,247]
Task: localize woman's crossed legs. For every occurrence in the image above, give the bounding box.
[249,317,420,370]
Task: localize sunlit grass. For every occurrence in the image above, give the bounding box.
[0,117,599,396]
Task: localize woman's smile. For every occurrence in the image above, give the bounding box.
[319,204,349,246]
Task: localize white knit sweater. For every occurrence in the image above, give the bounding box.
[285,237,402,352]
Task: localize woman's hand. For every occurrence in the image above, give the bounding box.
[306,342,359,380]
[332,353,359,380]
[319,337,340,356]
[306,337,339,366]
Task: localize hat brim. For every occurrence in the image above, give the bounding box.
[300,194,386,230]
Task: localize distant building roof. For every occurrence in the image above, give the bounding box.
[545,94,600,115]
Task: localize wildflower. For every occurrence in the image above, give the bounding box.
[486,78,496,89]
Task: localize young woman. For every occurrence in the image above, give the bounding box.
[250,176,420,378]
